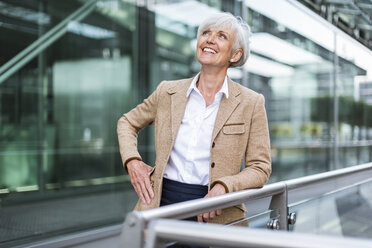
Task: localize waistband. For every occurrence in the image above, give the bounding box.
[162,178,208,197]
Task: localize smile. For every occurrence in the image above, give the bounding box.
[203,47,217,54]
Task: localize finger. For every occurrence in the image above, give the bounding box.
[143,176,154,198]
[203,212,209,221]
[216,209,222,216]
[128,172,142,202]
[209,211,216,219]
[133,183,146,204]
[197,215,203,223]
[128,162,153,204]
[139,181,151,204]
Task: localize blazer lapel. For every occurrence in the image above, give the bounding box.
[167,78,193,141]
[212,78,241,142]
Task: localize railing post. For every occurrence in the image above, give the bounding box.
[119,212,146,248]
[269,184,288,231]
[145,221,167,248]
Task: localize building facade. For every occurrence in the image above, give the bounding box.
[0,0,372,246]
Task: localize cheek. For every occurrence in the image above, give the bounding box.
[225,42,234,52]
[196,37,204,47]
[196,40,202,53]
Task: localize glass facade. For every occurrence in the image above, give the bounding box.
[0,0,371,246]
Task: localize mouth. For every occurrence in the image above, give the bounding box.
[202,47,217,54]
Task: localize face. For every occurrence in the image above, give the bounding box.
[196,25,242,69]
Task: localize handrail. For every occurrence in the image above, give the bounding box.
[120,162,372,248]
[285,162,372,190]
[145,219,372,248]
[139,182,285,221]
[0,0,97,85]
[121,182,287,247]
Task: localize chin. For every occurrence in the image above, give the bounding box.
[198,58,216,65]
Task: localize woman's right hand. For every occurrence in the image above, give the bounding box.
[126,159,155,205]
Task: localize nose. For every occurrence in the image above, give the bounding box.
[206,33,216,43]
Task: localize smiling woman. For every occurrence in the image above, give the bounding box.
[117,12,271,248]
[196,13,251,68]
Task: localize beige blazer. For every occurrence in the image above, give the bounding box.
[117,77,271,224]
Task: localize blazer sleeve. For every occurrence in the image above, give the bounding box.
[214,94,272,192]
[117,81,165,169]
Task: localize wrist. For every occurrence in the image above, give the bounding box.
[125,158,142,173]
[125,157,141,167]
[213,183,227,194]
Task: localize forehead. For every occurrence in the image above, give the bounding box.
[202,23,235,34]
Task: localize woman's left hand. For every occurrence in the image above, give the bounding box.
[197,183,226,222]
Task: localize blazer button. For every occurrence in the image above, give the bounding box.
[212,142,215,148]
[211,162,215,168]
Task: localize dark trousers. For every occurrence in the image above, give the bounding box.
[160,178,208,248]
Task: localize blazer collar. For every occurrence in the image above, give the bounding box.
[167,78,193,140]
[166,76,240,96]
[166,78,192,95]
[166,76,241,142]
[212,77,241,141]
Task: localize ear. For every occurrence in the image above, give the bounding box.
[230,49,243,63]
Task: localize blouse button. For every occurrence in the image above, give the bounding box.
[211,162,215,168]
[212,142,215,148]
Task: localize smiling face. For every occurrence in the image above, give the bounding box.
[196,25,242,69]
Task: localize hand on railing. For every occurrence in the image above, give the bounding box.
[127,159,154,205]
[197,183,226,222]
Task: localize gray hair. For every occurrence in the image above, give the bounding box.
[197,12,252,68]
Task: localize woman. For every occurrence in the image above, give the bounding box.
[117,12,271,225]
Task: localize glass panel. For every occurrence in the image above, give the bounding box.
[152,0,223,86]
[338,53,371,168]
[244,2,338,181]
[0,1,91,65]
[289,180,372,238]
[0,0,138,245]
[247,210,275,229]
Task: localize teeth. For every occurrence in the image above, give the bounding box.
[203,48,216,54]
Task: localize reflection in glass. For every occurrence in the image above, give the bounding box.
[289,180,372,238]
[0,0,137,245]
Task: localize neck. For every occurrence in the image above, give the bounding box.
[197,66,228,98]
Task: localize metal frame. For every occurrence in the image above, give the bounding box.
[120,162,372,248]
[121,182,287,247]
[0,0,97,85]
[296,0,372,50]
[15,224,122,248]
[145,219,372,248]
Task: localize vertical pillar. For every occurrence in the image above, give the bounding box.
[269,184,288,231]
[120,212,146,248]
[37,0,47,193]
[222,0,235,14]
[327,4,339,170]
[241,0,249,88]
[133,4,155,162]
[333,32,339,170]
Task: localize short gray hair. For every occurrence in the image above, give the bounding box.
[197,12,252,68]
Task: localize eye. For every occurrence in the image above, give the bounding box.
[219,33,227,39]
[202,30,209,36]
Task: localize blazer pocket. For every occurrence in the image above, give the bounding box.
[148,165,156,176]
[149,165,156,187]
[222,124,245,135]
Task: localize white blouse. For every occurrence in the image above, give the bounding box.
[163,73,229,185]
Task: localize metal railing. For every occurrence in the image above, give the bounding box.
[145,219,372,248]
[120,162,372,248]
[0,0,97,85]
